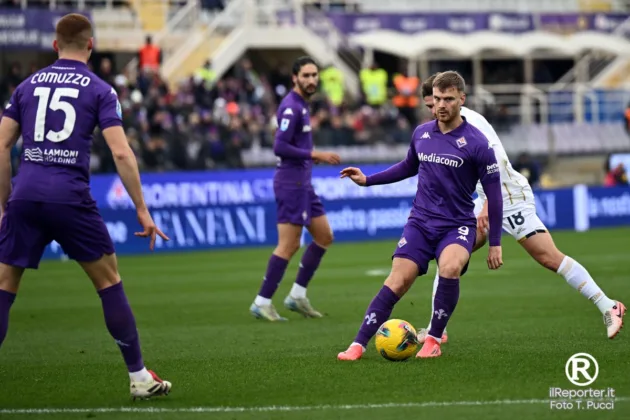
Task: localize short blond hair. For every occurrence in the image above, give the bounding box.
[432,71,466,93]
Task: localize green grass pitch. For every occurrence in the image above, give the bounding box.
[0,228,628,420]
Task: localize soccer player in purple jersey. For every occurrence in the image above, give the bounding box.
[416,73,625,343]
[0,14,172,399]
[337,71,504,360]
[250,56,341,321]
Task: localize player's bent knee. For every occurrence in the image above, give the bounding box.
[314,230,334,248]
[78,254,121,291]
[384,273,414,296]
[522,233,564,272]
[385,258,419,296]
[0,263,25,294]
[275,241,301,259]
[276,223,303,259]
[536,250,564,272]
[439,261,465,278]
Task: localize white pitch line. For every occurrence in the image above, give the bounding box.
[1,397,628,415]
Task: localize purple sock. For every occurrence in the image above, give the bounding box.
[0,290,16,348]
[428,277,460,340]
[98,282,145,373]
[295,242,326,288]
[258,254,289,299]
[354,286,400,347]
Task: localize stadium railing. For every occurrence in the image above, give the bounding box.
[157,0,243,87]
[159,0,360,96]
[462,83,630,162]
[237,82,630,169]
[124,0,203,82]
[553,16,630,90]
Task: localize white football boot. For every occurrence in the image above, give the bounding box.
[250,302,288,321]
[130,370,172,400]
[284,295,323,318]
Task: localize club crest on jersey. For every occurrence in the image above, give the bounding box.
[115,100,122,119]
[398,237,407,248]
[456,137,467,148]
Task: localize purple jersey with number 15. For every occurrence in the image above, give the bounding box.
[3,58,123,204]
[0,58,121,269]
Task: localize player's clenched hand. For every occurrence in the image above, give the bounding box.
[487,246,503,270]
[312,150,341,165]
[340,167,367,186]
[135,208,170,251]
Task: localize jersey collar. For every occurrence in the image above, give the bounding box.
[432,116,468,135]
[289,90,307,106]
[53,59,88,69]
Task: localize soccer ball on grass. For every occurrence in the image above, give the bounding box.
[375,319,419,361]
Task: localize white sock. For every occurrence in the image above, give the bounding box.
[254,296,271,306]
[129,367,152,383]
[427,268,440,331]
[351,342,366,352]
[290,283,307,299]
[557,256,616,314]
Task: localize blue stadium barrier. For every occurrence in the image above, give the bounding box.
[41,166,630,259]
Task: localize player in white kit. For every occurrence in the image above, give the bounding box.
[416,73,625,341]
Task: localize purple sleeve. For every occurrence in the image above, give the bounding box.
[483,181,503,246]
[366,143,419,186]
[476,143,502,246]
[97,87,123,130]
[273,106,311,160]
[2,89,21,125]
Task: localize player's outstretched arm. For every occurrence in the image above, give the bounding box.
[102,126,169,250]
[0,117,20,213]
[342,144,419,187]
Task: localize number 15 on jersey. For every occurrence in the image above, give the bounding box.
[33,87,79,143]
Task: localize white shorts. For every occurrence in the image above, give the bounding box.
[473,198,547,242]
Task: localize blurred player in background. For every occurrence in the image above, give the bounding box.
[250,56,341,321]
[0,14,172,399]
[418,73,626,342]
[337,71,504,360]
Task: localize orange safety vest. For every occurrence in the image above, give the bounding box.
[393,74,419,108]
[139,45,160,70]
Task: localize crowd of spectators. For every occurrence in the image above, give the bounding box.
[1,55,435,173]
[1,53,620,189]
